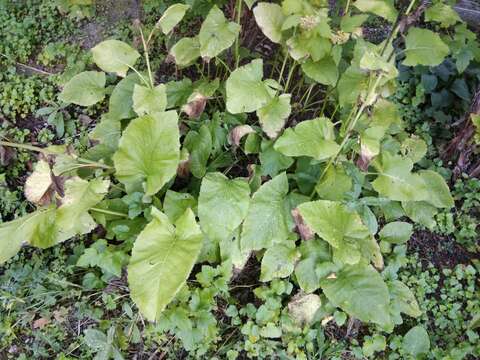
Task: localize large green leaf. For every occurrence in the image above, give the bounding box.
[113,111,180,195]
[226,59,274,114]
[199,5,240,59]
[128,208,203,321]
[425,3,460,28]
[0,207,56,264]
[315,165,352,201]
[274,117,340,160]
[320,264,391,327]
[301,56,338,86]
[260,244,299,282]
[379,221,412,244]
[241,172,291,251]
[403,28,449,67]
[198,172,250,243]
[297,200,371,265]
[59,71,106,106]
[55,178,110,243]
[257,94,291,138]
[158,4,190,34]
[109,73,142,119]
[402,326,430,357]
[388,280,421,321]
[169,37,201,67]
[91,40,140,77]
[132,84,167,116]
[353,0,397,22]
[418,170,454,208]
[253,2,285,43]
[90,114,121,154]
[184,124,212,178]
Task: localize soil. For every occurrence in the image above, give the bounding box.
[408,230,479,269]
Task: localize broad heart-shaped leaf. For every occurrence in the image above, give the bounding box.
[109,73,142,119]
[274,117,340,160]
[353,0,397,22]
[113,111,180,196]
[226,59,274,114]
[320,264,392,328]
[199,5,240,59]
[257,94,291,138]
[59,71,105,106]
[403,28,450,67]
[315,164,352,201]
[418,170,454,208]
[260,243,299,282]
[253,2,285,43]
[91,40,140,77]
[372,153,428,202]
[297,200,371,265]
[55,178,110,243]
[158,4,190,34]
[0,207,56,264]
[425,3,460,28]
[301,56,338,86]
[198,172,250,244]
[169,37,201,67]
[132,84,167,116]
[163,190,197,223]
[241,172,291,251]
[128,208,203,321]
[388,280,421,322]
[402,201,438,230]
[90,114,121,154]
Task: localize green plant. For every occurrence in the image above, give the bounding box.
[0,1,476,357]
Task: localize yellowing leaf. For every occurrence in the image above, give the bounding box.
[128,208,203,321]
[113,111,180,195]
[257,94,291,138]
[24,159,53,205]
[91,40,140,77]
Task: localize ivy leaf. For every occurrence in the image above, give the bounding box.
[158,4,190,34]
[425,3,460,28]
[128,208,203,321]
[372,153,428,202]
[132,84,167,116]
[59,71,106,106]
[353,0,397,22]
[91,40,140,77]
[274,117,340,160]
[260,244,299,282]
[109,73,142,119]
[418,170,454,208]
[199,5,240,59]
[379,222,412,244]
[301,56,338,86]
[253,2,285,43]
[163,190,197,223]
[113,111,180,195]
[320,264,392,327]
[403,28,450,67]
[55,178,110,244]
[226,59,274,114]
[198,172,250,243]
[241,172,291,251]
[402,326,430,357]
[257,94,291,139]
[295,239,331,293]
[169,37,201,67]
[297,200,371,265]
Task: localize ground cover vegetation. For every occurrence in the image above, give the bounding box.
[0,0,479,359]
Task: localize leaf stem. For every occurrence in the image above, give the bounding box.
[139,27,155,88]
[90,207,129,218]
[234,0,243,68]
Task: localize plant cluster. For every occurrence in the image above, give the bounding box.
[1,0,479,359]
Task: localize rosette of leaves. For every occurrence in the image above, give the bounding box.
[0,1,464,330]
